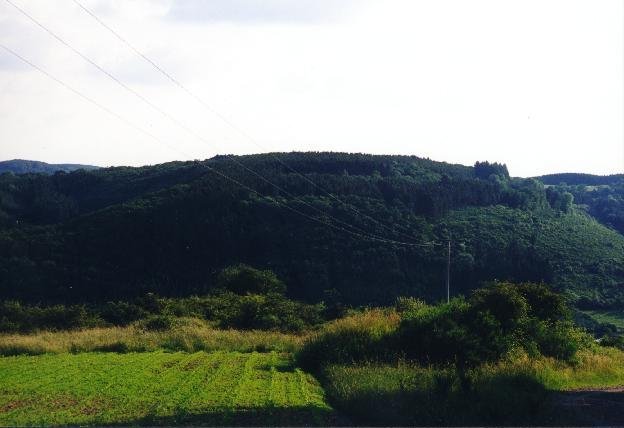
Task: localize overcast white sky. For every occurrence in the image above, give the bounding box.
[0,0,622,177]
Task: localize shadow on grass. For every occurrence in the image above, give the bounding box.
[114,405,347,427]
[322,370,561,426]
[551,389,624,426]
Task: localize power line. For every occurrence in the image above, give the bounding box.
[18,0,438,247]
[5,0,431,246]
[0,43,182,158]
[71,0,427,244]
[446,239,451,303]
[0,42,436,249]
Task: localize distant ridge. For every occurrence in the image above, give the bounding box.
[0,159,100,174]
[538,173,624,186]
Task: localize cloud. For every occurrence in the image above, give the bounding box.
[0,0,621,176]
[166,0,356,24]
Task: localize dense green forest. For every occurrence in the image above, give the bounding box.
[1,153,623,308]
[538,173,624,239]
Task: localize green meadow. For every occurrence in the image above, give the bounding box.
[0,351,335,426]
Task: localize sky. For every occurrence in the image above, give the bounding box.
[0,0,622,177]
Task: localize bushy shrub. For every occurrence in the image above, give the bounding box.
[135,293,164,313]
[398,283,582,367]
[213,292,325,332]
[139,314,174,331]
[0,301,102,332]
[470,283,528,332]
[515,282,569,321]
[394,296,427,313]
[528,320,591,360]
[37,304,99,330]
[216,264,286,295]
[296,309,400,371]
[299,283,587,372]
[100,301,148,325]
[600,334,624,350]
[399,298,513,368]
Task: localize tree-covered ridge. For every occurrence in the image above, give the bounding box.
[538,173,624,186]
[0,154,561,227]
[537,173,624,237]
[0,152,621,308]
[0,159,99,175]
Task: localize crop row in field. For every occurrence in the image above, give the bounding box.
[0,351,335,426]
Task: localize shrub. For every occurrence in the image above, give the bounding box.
[398,298,512,368]
[394,296,427,314]
[205,291,325,332]
[139,315,174,331]
[296,309,400,372]
[216,264,286,295]
[135,293,164,313]
[600,334,624,350]
[469,283,528,332]
[529,320,591,361]
[0,301,102,333]
[300,283,587,372]
[100,301,148,325]
[515,282,569,322]
[397,284,584,367]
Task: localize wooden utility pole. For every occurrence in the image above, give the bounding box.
[446,239,451,303]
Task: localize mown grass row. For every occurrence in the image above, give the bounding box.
[0,318,303,356]
[0,351,335,426]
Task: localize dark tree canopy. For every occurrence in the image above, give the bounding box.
[0,152,623,308]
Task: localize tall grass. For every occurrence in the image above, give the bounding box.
[322,346,624,426]
[296,309,400,371]
[492,347,624,390]
[0,318,303,356]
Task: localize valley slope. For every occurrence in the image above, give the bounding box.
[0,153,622,308]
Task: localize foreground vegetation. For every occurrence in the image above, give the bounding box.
[322,348,624,426]
[0,351,335,426]
[1,275,623,426]
[294,282,624,425]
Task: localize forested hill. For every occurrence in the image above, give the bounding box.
[1,152,623,309]
[0,159,100,175]
[538,173,624,186]
[536,173,624,240]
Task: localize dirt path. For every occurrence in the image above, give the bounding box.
[552,386,624,426]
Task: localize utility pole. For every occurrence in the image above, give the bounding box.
[446,239,451,303]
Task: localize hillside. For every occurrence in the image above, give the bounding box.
[537,173,624,238]
[0,153,623,308]
[538,173,624,186]
[0,159,100,175]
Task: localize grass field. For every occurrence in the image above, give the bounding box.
[0,351,335,426]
